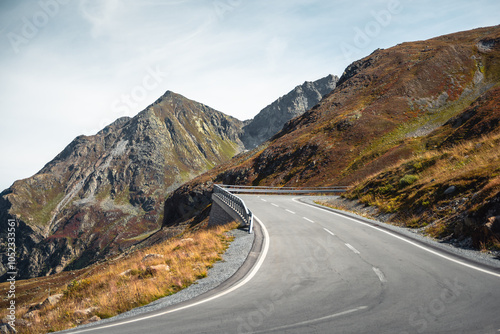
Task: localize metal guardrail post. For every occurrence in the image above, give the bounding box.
[248,213,254,234]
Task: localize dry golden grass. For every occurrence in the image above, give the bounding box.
[0,222,238,334]
[346,130,500,248]
[353,131,500,204]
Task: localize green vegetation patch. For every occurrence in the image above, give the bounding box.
[399,174,419,188]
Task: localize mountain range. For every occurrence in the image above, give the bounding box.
[0,74,336,279]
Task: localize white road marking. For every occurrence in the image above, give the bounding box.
[260,198,267,202]
[65,216,271,333]
[285,209,296,214]
[271,203,279,207]
[372,267,387,283]
[345,243,361,254]
[303,217,314,223]
[293,198,500,279]
[323,228,335,236]
[252,306,368,333]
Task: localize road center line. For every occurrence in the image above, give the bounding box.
[285,209,296,214]
[303,217,314,223]
[260,198,267,202]
[323,228,335,236]
[345,243,360,254]
[372,267,387,282]
[293,198,500,279]
[271,203,279,207]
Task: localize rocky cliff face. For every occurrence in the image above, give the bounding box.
[240,74,338,148]
[0,91,243,279]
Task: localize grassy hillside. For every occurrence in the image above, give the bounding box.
[345,87,500,250]
[0,222,237,333]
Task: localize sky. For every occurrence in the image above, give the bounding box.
[0,0,499,191]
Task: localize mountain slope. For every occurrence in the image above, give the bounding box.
[345,85,500,249]
[161,25,500,250]
[240,74,338,148]
[0,91,244,279]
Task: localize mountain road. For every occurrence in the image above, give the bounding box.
[62,195,500,334]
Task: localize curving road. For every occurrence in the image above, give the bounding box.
[64,195,500,334]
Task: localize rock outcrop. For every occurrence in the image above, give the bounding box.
[240,74,338,148]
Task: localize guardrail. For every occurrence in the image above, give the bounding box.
[218,185,349,194]
[212,184,254,234]
[212,184,348,233]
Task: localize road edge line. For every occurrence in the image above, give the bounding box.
[293,197,500,279]
[63,216,270,333]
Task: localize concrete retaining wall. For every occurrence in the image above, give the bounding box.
[208,194,244,228]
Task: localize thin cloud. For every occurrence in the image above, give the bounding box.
[1,0,500,190]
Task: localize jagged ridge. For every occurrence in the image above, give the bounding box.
[241,74,338,148]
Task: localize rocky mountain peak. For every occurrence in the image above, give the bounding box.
[0,71,343,280]
[0,91,244,279]
[240,74,339,149]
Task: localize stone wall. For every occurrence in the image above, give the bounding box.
[208,195,244,228]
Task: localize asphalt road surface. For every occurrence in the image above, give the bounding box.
[63,195,500,334]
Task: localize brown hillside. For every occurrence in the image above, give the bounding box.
[346,85,500,250]
[162,26,500,250]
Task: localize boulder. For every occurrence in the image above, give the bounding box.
[485,216,500,234]
[444,186,457,195]
[150,264,170,272]
[81,315,101,325]
[141,254,164,262]
[73,306,99,318]
[45,293,64,306]
[119,269,132,276]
